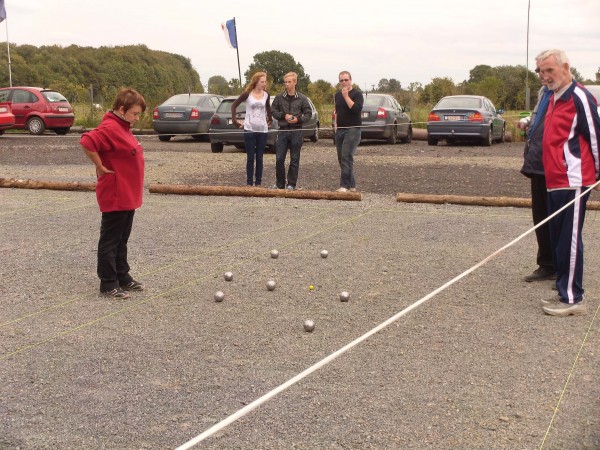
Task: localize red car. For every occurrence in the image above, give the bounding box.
[0,86,75,135]
[0,102,15,135]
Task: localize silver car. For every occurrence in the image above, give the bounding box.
[360,93,412,144]
[427,95,505,146]
[152,93,223,142]
[208,96,319,153]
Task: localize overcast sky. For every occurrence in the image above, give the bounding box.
[3,0,599,90]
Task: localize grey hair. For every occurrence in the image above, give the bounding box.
[535,49,570,66]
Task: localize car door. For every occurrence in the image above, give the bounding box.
[10,89,39,128]
[393,98,409,136]
[485,99,502,139]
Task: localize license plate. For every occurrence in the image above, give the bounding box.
[165,112,183,118]
[361,112,369,118]
[58,107,69,112]
[445,115,462,121]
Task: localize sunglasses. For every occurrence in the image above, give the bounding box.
[339,78,350,82]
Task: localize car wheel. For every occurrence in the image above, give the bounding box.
[401,126,412,144]
[53,128,70,135]
[211,142,224,153]
[158,135,172,142]
[482,127,493,146]
[27,117,46,135]
[310,124,319,143]
[386,125,398,144]
[427,136,438,146]
[0,130,6,136]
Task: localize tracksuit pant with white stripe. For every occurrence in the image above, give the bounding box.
[547,188,590,304]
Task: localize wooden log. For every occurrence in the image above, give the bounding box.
[0,178,96,191]
[149,184,362,201]
[397,192,600,210]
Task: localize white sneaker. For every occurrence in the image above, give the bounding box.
[336,187,348,192]
[542,300,587,316]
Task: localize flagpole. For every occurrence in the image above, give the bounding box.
[233,17,242,92]
[5,18,12,86]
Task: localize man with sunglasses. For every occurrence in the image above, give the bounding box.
[333,71,363,192]
[519,52,555,283]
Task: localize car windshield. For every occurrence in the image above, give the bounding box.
[436,97,482,109]
[364,96,385,107]
[163,94,206,106]
[41,91,68,103]
[217,100,245,114]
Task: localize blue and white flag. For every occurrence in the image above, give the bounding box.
[221,19,237,49]
[0,0,7,23]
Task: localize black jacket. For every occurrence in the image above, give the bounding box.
[271,92,312,129]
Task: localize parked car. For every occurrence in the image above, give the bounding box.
[0,87,74,135]
[358,93,412,144]
[427,95,505,146]
[208,95,319,153]
[152,93,224,142]
[0,102,15,135]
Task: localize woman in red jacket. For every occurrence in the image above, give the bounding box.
[80,88,147,299]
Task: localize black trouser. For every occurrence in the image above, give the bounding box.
[98,210,135,292]
[275,129,303,188]
[530,174,554,271]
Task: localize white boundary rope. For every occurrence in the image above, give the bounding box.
[176,181,600,449]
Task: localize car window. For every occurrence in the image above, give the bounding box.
[163,94,197,106]
[0,90,10,102]
[210,97,221,109]
[13,89,36,103]
[41,91,68,102]
[364,96,385,107]
[217,100,245,114]
[436,97,482,109]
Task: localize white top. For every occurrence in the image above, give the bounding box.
[244,91,269,133]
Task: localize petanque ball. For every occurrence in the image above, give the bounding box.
[320,250,329,258]
[270,249,279,259]
[266,280,276,291]
[224,272,234,282]
[339,291,350,302]
[214,291,225,302]
[303,319,315,332]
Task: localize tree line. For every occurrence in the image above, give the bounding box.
[1,44,598,119]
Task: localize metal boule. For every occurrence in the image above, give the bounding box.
[339,291,350,302]
[214,291,225,302]
[320,250,329,258]
[270,249,279,259]
[224,272,234,282]
[303,319,315,332]
[266,280,276,291]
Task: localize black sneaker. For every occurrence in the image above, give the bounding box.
[120,280,145,291]
[524,267,556,282]
[101,287,130,299]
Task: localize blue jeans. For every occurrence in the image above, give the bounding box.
[335,127,361,189]
[244,131,267,186]
[275,129,303,188]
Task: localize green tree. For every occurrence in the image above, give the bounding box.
[244,50,310,92]
[570,66,583,82]
[421,77,456,104]
[468,64,493,83]
[208,75,231,95]
[596,67,600,82]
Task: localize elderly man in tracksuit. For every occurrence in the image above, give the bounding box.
[537,49,600,316]
[271,72,312,190]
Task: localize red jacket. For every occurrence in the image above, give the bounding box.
[543,81,600,189]
[80,112,144,212]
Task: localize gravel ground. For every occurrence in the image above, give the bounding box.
[1,134,599,449]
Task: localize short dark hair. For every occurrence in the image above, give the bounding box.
[112,88,146,113]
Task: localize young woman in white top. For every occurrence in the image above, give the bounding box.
[232,72,273,186]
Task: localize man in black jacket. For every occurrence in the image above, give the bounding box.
[519,53,556,283]
[271,72,312,190]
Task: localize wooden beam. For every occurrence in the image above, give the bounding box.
[149,184,362,201]
[0,178,96,191]
[397,192,600,210]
